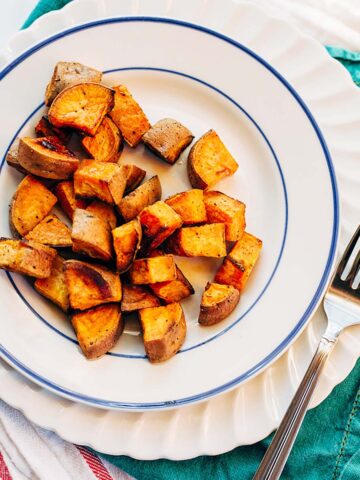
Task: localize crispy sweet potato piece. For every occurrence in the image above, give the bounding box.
[121,284,160,312]
[10,175,57,237]
[74,160,126,205]
[54,181,88,220]
[139,201,183,250]
[121,164,146,193]
[165,224,226,257]
[25,214,72,247]
[0,238,56,278]
[64,259,121,310]
[48,83,114,136]
[71,209,112,262]
[112,219,142,273]
[109,85,150,147]
[129,255,176,284]
[165,189,207,225]
[117,175,161,221]
[45,61,103,106]
[18,137,78,180]
[204,191,246,241]
[34,255,69,311]
[199,282,240,326]
[188,130,239,189]
[6,138,28,174]
[215,232,262,291]
[35,116,71,143]
[139,303,186,363]
[82,116,123,162]
[142,118,194,164]
[71,303,123,359]
[86,200,117,229]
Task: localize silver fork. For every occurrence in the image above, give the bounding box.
[254,225,360,480]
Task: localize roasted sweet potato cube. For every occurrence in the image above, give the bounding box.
[71,303,123,359]
[35,116,71,143]
[25,214,72,247]
[54,181,88,220]
[6,138,28,174]
[0,238,56,278]
[188,130,239,189]
[74,160,126,205]
[139,201,183,249]
[82,116,123,163]
[139,303,186,363]
[121,164,146,193]
[199,282,240,326]
[45,61,102,106]
[129,255,176,284]
[142,118,193,164]
[86,200,117,229]
[165,224,226,257]
[165,189,207,225]
[215,232,262,291]
[149,266,194,303]
[109,85,150,147]
[18,137,79,180]
[48,82,114,136]
[34,255,69,311]
[121,284,160,312]
[117,175,161,221]
[112,219,142,273]
[71,209,112,262]
[10,175,57,237]
[64,259,121,310]
[204,191,246,241]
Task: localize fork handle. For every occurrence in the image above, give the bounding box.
[253,335,337,480]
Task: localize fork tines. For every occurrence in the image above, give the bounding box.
[336,225,360,286]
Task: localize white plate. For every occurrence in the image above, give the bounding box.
[0,12,339,409]
[0,0,359,458]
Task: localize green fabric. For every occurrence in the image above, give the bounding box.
[24,2,360,479]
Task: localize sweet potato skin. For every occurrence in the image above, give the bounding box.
[139,201,183,249]
[117,175,162,222]
[54,181,88,220]
[35,116,71,143]
[215,232,262,291]
[121,164,146,193]
[48,82,114,136]
[165,224,226,257]
[82,116,123,163]
[34,255,69,311]
[71,303,123,359]
[142,118,193,164]
[64,259,121,310]
[165,189,207,225]
[121,284,160,312]
[109,85,150,147]
[71,208,112,262]
[10,175,57,237]
[112,219,142,273]
[199,282,240,326]
[204,191,246,242]
[74,160,126,205]
[0,238,56,278]
[25,214,72,247]
[139,303,186,363]
[129,255,177,284]
[6,138,28,174]
[45,61,102,106]
[18,137,79,180]
[187,130,238,189]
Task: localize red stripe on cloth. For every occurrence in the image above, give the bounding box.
[0,452,12,480]
[76,445,113,480]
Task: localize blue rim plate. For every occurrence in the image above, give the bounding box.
[0,17,339,410]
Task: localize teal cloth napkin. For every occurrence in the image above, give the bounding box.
[23,2,360,479]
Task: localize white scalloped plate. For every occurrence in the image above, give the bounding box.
[0,0,359,459]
